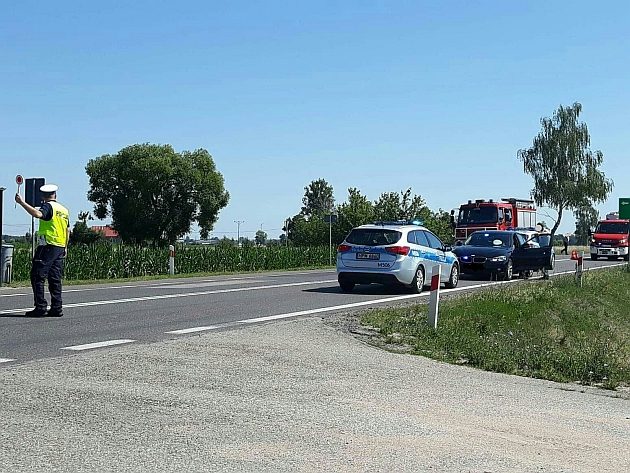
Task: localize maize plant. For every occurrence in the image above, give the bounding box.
[11,244,331,282]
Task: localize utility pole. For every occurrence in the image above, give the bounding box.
[0,187,5,287]
[234,220,244,247]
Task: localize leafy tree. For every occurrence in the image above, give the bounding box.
[335,188,375,243]
[69,211,103,245]
[574,205,599,245]
[255,230,267,246]
[517,103,613,236]
[373,188,426,221]
[86,144,229,244]
[301,178,335,217]
[287,214,329,246]
[422,209,455,245]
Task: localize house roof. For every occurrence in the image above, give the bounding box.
[90,225,119,238]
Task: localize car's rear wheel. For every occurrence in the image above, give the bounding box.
[339,280,355,293]
[445,264,459,289]
[410,265,425,294]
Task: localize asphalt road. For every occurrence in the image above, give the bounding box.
[0,256,624,365]
[0,257,628,472]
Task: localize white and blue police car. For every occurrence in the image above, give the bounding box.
[336,221,460,293]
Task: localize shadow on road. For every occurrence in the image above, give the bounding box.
[303,284,411,296]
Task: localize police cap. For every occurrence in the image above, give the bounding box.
[40,184,58,195]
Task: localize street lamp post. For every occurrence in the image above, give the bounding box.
[234,220,244,247]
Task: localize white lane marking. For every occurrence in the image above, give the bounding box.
[165,262,629,335]
[0,358,16,363]
[166,325,220,334]
[0,271,336,298]
[156,280,263,289]
[61,339,136,351]
[0,279,337,315]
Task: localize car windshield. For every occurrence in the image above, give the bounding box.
[458,206,498,225]
[595,222,629,234]
[345,229,402,246]
[465,232,511,248]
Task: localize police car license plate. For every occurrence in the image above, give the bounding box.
[356,252,380,260]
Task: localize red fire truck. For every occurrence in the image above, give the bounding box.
[589,213,629,261]
[453,198,537,242]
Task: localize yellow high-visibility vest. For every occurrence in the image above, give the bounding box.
[38,201,70,247]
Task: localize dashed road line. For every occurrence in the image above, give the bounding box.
[166,325,221,334]
[0,358,16,363]
[61,339,136,351]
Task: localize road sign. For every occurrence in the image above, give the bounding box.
[25,177,46,207]
[15,175,23,186]
[619,198,630,219]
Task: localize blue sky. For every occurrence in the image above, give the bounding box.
[1,0,628,239]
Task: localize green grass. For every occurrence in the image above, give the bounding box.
[361,266,630,389]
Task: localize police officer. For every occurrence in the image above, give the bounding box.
[15,184,70,317]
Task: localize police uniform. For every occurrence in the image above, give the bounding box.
[30,185,70,317]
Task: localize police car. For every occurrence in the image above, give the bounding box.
[336,221,460,293]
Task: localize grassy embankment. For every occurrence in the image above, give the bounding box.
[362,266,630,390]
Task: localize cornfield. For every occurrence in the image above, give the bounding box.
[10,244,331,282]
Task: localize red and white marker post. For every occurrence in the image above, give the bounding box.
[427,264,441,329]
[571,250,584,287]
[168,245,175,275]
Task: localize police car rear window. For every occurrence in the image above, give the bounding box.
[346,229,402,246]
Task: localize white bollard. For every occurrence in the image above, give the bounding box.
[427,264,441,329]
[169,245,175,275]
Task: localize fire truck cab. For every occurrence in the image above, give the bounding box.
[589,214,629,261]
[454,198,537,242]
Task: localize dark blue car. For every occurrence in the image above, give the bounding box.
[453,230,555,280]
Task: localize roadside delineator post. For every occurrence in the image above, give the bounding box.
[571,250,583,287]
[169,245,175,275]
[427,264,441,329]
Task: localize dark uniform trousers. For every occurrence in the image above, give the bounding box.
[31,245,66,311]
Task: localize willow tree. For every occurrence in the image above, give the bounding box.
[517,103,613,236]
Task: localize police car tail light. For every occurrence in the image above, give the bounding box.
[337,244,352,253]
[386,246,410,256]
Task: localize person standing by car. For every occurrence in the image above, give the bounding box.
[15,184,70,317]
[561,234,569,255]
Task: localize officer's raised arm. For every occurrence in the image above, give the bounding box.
[15,192,44,219]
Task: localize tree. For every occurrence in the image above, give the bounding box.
[69,211,103,245]
[287,214,329,246]
[86,144,229,244]
[334,188,375,243]
[574,205,599,246]
[301,178,335,217]
[518,103,613,236]
[255,230,267,246]
[373,188,426,222]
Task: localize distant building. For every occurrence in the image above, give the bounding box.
[90,225,120,241]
